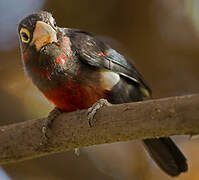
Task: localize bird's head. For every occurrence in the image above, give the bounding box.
[18,11,58,54]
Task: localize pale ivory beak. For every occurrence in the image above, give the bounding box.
[31,21,57,51]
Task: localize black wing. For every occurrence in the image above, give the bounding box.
[61,28,151,97]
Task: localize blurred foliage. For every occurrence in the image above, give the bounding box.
[0,0,199,180]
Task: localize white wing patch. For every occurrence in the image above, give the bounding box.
[100,71,120,90]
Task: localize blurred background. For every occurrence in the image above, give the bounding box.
[0,0,199,179]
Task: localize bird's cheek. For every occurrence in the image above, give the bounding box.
[19,45,28,62]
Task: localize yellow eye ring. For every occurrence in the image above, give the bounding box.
[20,28,30,43]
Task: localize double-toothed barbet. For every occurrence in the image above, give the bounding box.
[18,11,188,176]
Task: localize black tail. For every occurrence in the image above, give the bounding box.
[143,137,188,176]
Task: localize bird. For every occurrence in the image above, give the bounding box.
[18,11,188,176]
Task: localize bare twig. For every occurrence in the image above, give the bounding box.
[0,93,199,165]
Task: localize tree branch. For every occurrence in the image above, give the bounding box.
[1,93,199,165]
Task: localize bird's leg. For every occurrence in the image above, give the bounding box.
[88,99,111,127]
[42,107,62,140]
[42,108,81,156]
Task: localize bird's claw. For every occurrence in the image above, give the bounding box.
[74,148,80,156]
[42,107,62,141]
[88,99,110,127]
[42,126,48,141]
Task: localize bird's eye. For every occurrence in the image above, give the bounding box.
[19,28,30,43]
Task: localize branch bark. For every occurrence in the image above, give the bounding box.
[1,93,199,165]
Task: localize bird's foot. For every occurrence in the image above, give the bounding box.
[42,107,62,141]
[88,99,111,127]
